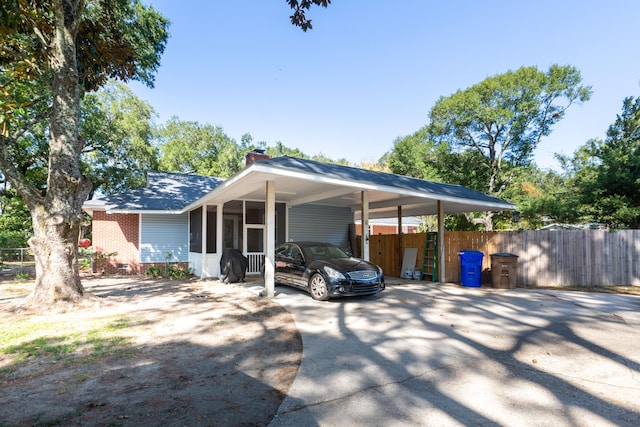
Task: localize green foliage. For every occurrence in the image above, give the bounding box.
[146,266,163,278]
[157,123,353,179]
[145,264,191,279]
[80,80,159,197]
[385,65,592,230]
[0,0,170,133]
[287,0,332,31]
[265,140,352,165]
[386,128,439,180]
[0,188,32,247]
[497,166,580,229]
[561,96,640,228]
[387,127,494,189]
[428,65,591,198]
[0,316,135,373]
[14,272,30,281]
[267,141,309,159]
[0,0,170,302]
[0,79,159,241]
[78,255,92,271]
[158,117,246,177]
[0,0,169,92]
[167,265,192,279]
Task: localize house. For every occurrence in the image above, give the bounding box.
[83,152,515,296]
[355,216,422,235]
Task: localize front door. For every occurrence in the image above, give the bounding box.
[223,215,239,249]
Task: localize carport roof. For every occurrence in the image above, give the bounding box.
[83,156,516,218]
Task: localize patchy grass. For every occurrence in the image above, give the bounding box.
[0,316,137,374]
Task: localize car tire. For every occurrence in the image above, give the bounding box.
[309,273,329,301]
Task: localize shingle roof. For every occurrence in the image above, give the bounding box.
[84,171,223,212]
[84,156,514,214]
[258,156,509,206]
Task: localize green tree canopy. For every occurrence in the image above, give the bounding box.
[0,0,169,305]
[427,65,592,230]
[560,96,640,228]
[157,117,246,177]
[80,80,159,198]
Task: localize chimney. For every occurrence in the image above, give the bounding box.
[245,149,271,166]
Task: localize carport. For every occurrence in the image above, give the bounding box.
[188,155,515,298]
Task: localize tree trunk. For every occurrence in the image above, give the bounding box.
[26,205,84,305]
[482,211,494,231]
[24,0,92,306]
[468,211,494,231]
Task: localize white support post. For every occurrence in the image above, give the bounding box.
[216,203,224,275]
[201,205,208,278]
[438,200,445,283]
[361,191,370,261]
[242,200,247,255]
[397,206,403,274]
[264,181,276,298]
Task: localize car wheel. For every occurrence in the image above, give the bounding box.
[309,273,329,301]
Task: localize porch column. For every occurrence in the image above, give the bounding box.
[217,203,224,275]
[201,204,208,278]
[361,191,370,261]
[437,200,445,283]
[264,181,276,298]
[397,206,403,274]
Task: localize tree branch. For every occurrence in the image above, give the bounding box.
[9,107,50,142]
[0,136,44,209]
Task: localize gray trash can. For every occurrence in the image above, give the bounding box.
[490,253,518,289]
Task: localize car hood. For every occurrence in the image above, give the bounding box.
[321,257,379,272]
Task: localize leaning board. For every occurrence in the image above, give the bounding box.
[401,248,418,277]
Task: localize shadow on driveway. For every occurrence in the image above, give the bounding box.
[240,279,640,426]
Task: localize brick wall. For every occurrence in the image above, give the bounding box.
[92,211,140,274]
[92,211,192,275]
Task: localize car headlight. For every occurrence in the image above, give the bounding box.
[324,266,346,281]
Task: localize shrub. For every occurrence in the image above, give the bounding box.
[146,266,163,278]
[14,272,30,281]
[167,265,192,279]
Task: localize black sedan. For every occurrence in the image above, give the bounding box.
[272,242,385,301]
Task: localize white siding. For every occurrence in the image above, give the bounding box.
[288,204,353,249]
[140,213,189,262]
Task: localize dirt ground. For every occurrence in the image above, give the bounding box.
[0,275,302,427]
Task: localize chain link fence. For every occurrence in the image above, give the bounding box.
[0,248,35,276]
[0,248,95,279]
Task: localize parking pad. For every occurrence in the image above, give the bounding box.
[240,280,640,427]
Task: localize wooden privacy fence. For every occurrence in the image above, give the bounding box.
[364,230,640,286]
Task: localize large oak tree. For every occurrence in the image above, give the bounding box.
[0,0,169,305]
[0,0,329,306]
[427,65,592,230]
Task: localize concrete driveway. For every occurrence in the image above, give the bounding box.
[241,280,640,426]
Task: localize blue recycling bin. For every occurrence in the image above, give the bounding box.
[458,250,484,287]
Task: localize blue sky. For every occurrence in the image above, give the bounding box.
[129,1,640,171]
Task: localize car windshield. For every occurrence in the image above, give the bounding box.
[304,244,349,261]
